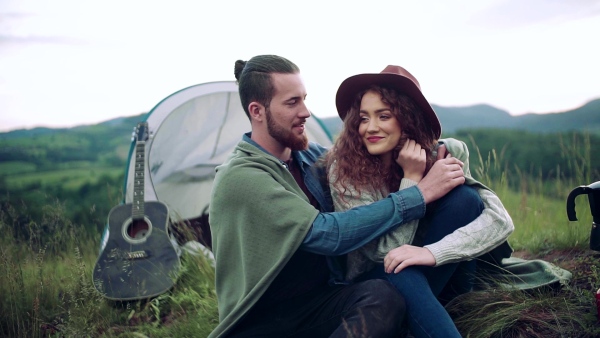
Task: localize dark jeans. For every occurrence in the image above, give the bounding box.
[226,279,406,338]
[359,184,484,338]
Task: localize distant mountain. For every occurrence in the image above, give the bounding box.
[2,98,599,141]
[0,113,147,141]
[0,127,65,140]
[0,113,148,170]
[319,98,600,137]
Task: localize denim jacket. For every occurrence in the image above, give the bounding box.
[242,133,426,283]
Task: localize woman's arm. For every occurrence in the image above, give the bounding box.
[424,187,514,266]
[384,138,515,272]
[425,138,515,266]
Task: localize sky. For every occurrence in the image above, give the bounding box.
[1,0,599,132]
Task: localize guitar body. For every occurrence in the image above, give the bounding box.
[93,201,180,301]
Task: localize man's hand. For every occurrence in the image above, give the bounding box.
[396,139,426,182]
[417,155,464,204]
[384,245,436,273]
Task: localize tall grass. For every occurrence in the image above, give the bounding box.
[448,132,600,337]
[0,200,218,337]
[468,133,594,254]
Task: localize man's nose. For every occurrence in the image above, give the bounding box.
[299,103,311,118]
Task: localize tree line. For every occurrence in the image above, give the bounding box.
[0,128,598,247]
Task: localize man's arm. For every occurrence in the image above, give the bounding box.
[302,155,465,256]
[301,185,424,256]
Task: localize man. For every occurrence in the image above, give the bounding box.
[208,55,466,337]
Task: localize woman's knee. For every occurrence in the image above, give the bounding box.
[422,185,484,241]
[449,185,482,206]
[384,266,428,292]
[439,185,483,217]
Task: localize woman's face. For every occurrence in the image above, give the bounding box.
[358,90,402,161]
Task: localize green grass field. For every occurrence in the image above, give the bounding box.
[4,166,124,190]
[0,136,598,337]
[0,161,37,175]
[1,174,598,337]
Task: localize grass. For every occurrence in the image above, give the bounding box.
[0,161,38,175]
[0,205,218,337]
[5,193,596,338]
[4,166,123,190]
[496,186,592,253]
[1,132,599,337]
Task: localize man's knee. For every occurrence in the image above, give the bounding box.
[357,280,405,335]
[364,279,405,308]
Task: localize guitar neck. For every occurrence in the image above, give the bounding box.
[133,139,146,220]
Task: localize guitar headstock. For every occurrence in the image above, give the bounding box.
[132,122,150,143]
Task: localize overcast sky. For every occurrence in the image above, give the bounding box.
[1,0,599,132]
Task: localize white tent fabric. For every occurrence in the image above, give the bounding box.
[124,81,333,222]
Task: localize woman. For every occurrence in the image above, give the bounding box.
[325,65,514,337]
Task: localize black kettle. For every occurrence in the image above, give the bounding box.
[567,181,600,251]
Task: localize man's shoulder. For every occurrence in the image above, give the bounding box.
[297,142,328,163]
[215,142,260,174]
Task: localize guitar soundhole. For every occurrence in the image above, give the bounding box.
[129,220,149,239]
[123,217,153,243]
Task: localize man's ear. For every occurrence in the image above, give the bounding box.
[248,102,264,122]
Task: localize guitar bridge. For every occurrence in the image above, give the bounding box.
[126,251,148,260]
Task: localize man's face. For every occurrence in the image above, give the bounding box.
[265,73,311,150]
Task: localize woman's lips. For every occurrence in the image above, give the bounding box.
[366,136,384,143]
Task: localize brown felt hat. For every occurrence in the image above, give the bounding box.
[335,65,441,139]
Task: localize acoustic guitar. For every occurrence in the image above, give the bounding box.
[92,121,180,301]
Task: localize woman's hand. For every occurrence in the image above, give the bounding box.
[396,139,426,182]
[384,244,436,273]
[436,143,448,160]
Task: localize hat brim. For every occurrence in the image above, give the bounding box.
[335,73,442,139]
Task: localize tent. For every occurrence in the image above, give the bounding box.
[120,81,333,249]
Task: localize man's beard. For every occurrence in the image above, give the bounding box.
[266,108,308,150]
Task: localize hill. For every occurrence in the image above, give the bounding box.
[320,98,600,137]
[2,98,599,142]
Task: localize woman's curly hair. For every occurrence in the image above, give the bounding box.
[324,85,439,198]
